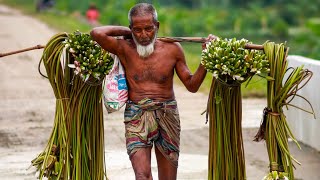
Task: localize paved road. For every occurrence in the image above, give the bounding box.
[0,4,319,180]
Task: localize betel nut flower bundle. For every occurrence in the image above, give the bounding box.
[201,37,270,84]
[31,31,112,180]
[65,30,114,82]
[202,37,271,180]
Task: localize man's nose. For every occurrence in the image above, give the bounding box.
[141,30,148,38]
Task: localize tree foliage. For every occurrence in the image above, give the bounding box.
[5,0,319,59]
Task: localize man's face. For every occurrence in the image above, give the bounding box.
[130,14,159,46]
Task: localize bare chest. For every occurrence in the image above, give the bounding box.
[125,54,176,84]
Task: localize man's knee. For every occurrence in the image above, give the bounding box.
[135,171,152,180]
[130,148,153,180]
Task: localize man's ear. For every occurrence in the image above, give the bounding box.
[156,21,160,29]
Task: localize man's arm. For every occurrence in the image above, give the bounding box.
[174,43,207,93]
[90,26,131,56]
[175,34,216,93]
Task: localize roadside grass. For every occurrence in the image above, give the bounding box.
[0,0,267,98]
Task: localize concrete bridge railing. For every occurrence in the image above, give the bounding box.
[285,55,320,151]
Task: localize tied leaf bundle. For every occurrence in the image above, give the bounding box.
[259,42,315,180]
[203,37,270,180]
[64,30,114,82]
[31,32,71,179]
[68,75,106,180]
[31,31,113,180]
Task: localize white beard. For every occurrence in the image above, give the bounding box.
[132,34,156,58]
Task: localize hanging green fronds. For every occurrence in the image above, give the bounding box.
[258,42,315,180]
[31,31,114,180]
[203,37,271,180]
[31,32,71,179]
[207,78,245,180]
[68,76,106,180]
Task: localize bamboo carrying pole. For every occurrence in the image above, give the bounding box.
[0,45,45,57]
[0,37,265,58]
[157,37,264,50]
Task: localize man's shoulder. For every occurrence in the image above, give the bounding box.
[157,39,180,46]
[117,38,135,49]
[157,40,182,51]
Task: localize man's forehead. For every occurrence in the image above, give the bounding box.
[131,14,154,24]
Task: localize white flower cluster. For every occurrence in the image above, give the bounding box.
[64,30,114,82]
[201,37,270,83]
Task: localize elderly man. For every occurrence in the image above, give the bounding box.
[91,3,214,180]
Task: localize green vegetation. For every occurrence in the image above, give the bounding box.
[0,0,92,32]
[1,0,319,97]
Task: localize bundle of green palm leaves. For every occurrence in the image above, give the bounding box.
[256,42,315,180]
[31,31,113,180]
[202,37,270,180]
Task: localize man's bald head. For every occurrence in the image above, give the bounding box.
[128,3,158,26]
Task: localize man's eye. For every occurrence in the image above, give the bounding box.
[145,27,154,32]
[133,28,142,33]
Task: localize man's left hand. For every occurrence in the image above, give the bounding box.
[202,34,217,50]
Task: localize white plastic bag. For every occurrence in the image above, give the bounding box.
[103,55,128,113]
